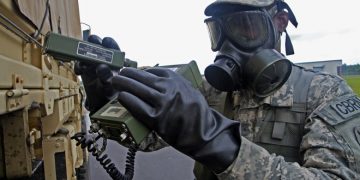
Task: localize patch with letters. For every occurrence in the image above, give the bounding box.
[330,95,360,119]
[316,95,360,125]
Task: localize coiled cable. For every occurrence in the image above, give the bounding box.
[71,132,137,180]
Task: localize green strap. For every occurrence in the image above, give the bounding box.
[272,122,286,140]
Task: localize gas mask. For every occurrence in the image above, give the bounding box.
[204,9,292,97]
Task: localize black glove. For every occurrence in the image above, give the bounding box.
[74,35,119,113]
[111,67,241,173]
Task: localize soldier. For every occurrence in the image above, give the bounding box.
[79,0,360,179]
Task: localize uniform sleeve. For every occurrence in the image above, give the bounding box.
[217,74,360,179]
[137,131,169,152]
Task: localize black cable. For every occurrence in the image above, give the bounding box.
[33,0,50,39]
[71,132,137,180]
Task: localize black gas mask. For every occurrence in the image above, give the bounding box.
[204,8,292,97]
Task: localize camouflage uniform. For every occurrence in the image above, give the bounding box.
[200,64,360,179]
[139,63,360,179]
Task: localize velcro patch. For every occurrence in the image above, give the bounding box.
[330,96,360,119]
[315,95,360,125]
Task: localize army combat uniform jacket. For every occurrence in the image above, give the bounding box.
[200,64,360,179]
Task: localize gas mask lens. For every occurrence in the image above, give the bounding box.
[205,11,270,51]
[205,20,222,51]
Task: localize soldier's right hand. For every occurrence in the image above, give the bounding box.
[74,35,119,114]
[112,67,242,173]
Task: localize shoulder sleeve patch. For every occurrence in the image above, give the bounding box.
[314,95,360,125]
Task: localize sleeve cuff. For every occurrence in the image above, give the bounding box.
[216,137,276,179]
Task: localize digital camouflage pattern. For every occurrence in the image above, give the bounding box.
[138,65,360,179]
[216,67,360,179]
[206,0,275,10]
[205,0,279,16]
[138,131,168,152]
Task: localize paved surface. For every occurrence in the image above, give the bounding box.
[88,141,195,180]
[84,114,195,180]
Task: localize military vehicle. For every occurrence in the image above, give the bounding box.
[0,0,87,179]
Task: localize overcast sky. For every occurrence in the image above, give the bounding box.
[78,0,360,72]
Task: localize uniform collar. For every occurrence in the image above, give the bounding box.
[235,81,294,109]
[266,81,293,107]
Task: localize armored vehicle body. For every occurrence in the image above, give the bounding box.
[0,0,87,179]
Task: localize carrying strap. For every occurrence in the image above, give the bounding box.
[290,66,316,116]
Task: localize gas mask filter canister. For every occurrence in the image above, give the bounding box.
[205,49,292,97]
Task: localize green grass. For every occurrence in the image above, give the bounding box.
[344,75,360,96]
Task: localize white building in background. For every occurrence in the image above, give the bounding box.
[295,59,342,75]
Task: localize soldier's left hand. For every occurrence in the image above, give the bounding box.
[74,35,119,113]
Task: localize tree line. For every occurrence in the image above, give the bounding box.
[341,64,360,75]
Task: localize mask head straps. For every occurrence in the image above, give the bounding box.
[276,0,298,55]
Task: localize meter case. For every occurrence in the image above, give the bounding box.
[43,32,125,68]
